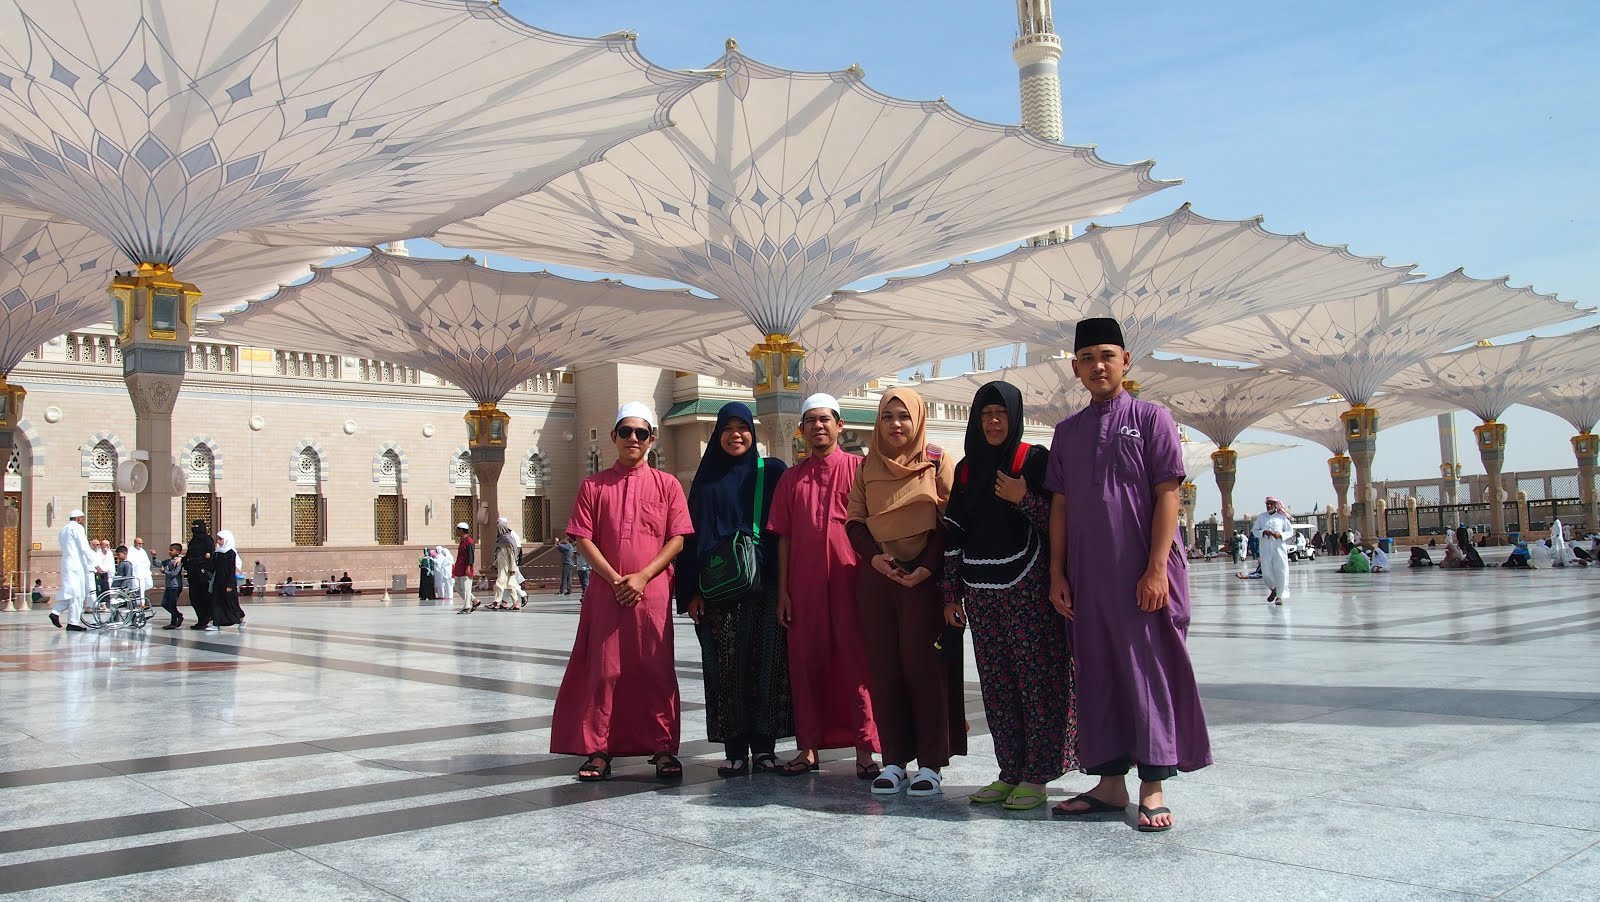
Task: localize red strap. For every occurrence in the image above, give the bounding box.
[959,443,1029,486]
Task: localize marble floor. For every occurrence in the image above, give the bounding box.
[2,560,1597,900]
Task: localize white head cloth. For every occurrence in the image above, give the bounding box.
[615,401,656,429]
[456,522,471,531]
[68,509,85,518]
[801,393,841,418]
[216,530,237,554]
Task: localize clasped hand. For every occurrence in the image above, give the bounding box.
[872,553,929,588]
[612,571,649,606]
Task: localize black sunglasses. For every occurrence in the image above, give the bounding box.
[615,426,653,442]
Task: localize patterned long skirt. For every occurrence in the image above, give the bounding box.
[697,581,794,747]
[963,561,1078,785]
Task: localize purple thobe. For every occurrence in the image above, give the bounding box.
[1045,390,1211,773]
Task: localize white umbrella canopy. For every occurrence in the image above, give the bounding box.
[1179,439,1296,484]
[436,48,1173,338]
[1167,270,1587,406]
[1254,395,1456,455]
[821,205,1415,361]
[1527,374,1600,436]
[0,1,704,264]
[1161,371,1332,448]
[1391,328,1600,424]
[204,249,748,405]
[632,310,990,400]
[0,213,337,374]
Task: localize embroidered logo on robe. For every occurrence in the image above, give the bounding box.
[1119,426,1142,438]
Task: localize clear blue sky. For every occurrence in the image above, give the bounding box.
[487,0,1599,520]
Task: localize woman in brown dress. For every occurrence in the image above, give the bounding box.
[846,387,964,796]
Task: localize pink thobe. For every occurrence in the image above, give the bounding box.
[767,449,879,752]
[550,460,693,757]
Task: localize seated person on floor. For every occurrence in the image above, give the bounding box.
[1409,546,1435,567]
[1339,545,1371,573]
[1369,544,1390,572]
[1502,543,1531,569]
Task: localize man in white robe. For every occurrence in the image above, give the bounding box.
[128,537,155,609]
[432,545,455,606]
[1251,497,1295,605]
[51,511,95,631]
[1549,519,1577,567]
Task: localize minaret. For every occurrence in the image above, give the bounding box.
[1014,0,1068,245]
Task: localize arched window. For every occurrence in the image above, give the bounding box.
[84,439,122,544]
[185,444,219,534]
[292,447,325,546]
[374,449,406,545]
[522,451,551,543]
[450,451,475,530]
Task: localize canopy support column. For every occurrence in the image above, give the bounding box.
[465,403,510,557]
[1328,453,1351,531]
[1342,405,1379,540]
[1573,433,1598,534]
[749,334,806,464]
[1178,481,1197,548]
[1211,447,1237,538]
[113,265,199,553]
[1474,420,1509,544]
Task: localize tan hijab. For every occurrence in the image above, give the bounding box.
[848,387,952,560]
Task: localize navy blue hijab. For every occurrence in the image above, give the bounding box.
[678,402,787,610]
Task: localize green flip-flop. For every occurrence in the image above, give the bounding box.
[970,780,1017,805]
[1003,785,1049,811]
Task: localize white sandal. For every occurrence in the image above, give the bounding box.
[907,767,943,797]
[871,764,908,795]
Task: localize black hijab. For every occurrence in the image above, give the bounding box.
[945,382,1049,586]
[184,520,214,563]
[678,402,787,611]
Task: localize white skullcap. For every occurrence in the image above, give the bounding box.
[455,522,470,531]
[68,509,85,518]
[496,516,509,525]
[800,393,841,418]
[615,401,656,430]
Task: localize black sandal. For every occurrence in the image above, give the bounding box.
[779,755,819,777]
[1052,793,1125,818]
[716,758,750,778]
[577,754,612,782]
[856,761,881,780]
[1137,804,1174,832]
[649,753,684,780]
[752,754,782,774]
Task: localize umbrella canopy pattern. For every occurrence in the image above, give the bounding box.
[1180,439,1296,483]
[0,213,335,374]
[205,249,747,405]
[820,206,1414,361]
[633,311,987,399]
[1391,328,1600,423]
[1161,371,1334,448]
[914,355,1247,426]
[0,0,702,264]
[1167,270,1587,405]
[1527,375,1600,436]
[436,49,1172,336]
[1254,395,1454,455]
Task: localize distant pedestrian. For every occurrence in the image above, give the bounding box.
[452,523,478,613]
[1251,497,1295,606]
[556,535,577,595]
[159,543,185,629]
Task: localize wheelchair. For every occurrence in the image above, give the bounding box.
[82,583,154,630]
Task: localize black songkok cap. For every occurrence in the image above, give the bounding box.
[1074,317,1125,352]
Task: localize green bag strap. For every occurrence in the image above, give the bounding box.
[752,457,766,536]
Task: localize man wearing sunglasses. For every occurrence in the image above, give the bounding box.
[550,402,694,782]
